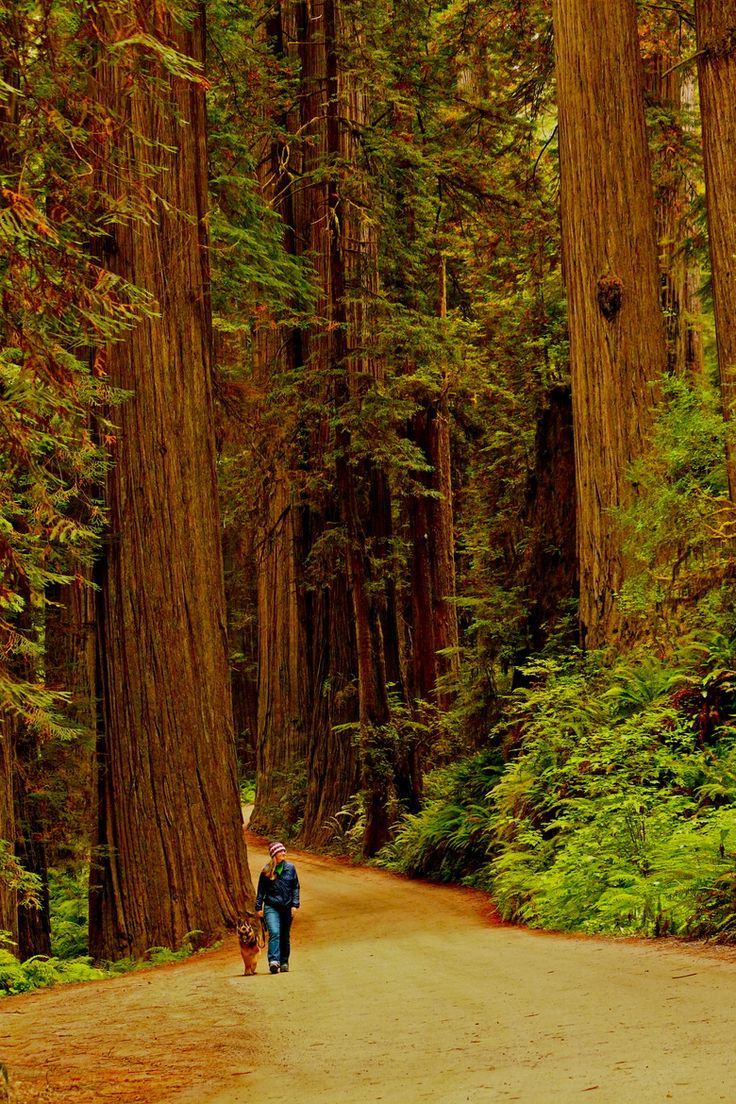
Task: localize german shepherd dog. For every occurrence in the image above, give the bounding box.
[237,916,261,976]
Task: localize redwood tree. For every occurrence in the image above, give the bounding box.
[242,0,363,847]
[642,13,705,379]
[695,0,736,498]
[89,1,252,960]
[552,0,668,648]
[241,0,414,853]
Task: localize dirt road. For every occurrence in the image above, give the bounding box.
[4,829,736,1104]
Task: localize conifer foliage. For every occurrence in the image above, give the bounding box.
[0,0,143,953]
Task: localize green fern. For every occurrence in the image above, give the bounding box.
[0,950,105,995]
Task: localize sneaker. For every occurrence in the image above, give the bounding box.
[269,962,280,974]
[280,963,289,973]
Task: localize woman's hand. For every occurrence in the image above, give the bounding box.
[291,907,298,919]
[256,909,264,918]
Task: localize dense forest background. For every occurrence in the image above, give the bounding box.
[3,0,736,982]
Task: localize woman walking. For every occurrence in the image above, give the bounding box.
[255,841,300,973]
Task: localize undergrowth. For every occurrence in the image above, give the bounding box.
[375,749,504,881]
[2,866,219,997]
[376,636,736,941]
[0,931,206,1002]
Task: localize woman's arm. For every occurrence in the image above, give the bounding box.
[255,871,268,912]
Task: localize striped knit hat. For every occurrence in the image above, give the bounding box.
[269,841,286,859]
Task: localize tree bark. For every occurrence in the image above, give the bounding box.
[695,1,736,497]
[221,530,258,777]
[15,730,52,959]
[520,385,578,652]
[643,51,705,379]
[251,478,310,829]
[552,0,667,649]
[407,257,460,714]
[88,2,252,961]
[44,576,97,868]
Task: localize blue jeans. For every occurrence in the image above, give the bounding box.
[263,905,292,966]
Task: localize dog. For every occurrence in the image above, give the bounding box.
[237,916,261,976]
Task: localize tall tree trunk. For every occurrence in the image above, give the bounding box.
[14,723,52,959]
[221,530,258,777]
[407,256,460,714]
[678,72,706,380]
[519,385,578,652]
[552,0,668,649]
[88,2,252,961]
[644,52,705,378]
[324,0,410,853]
[250,0,405,852]
[695,1,736,497]
[251,478,309,829]
[44,575,98,869]
[301,565,360,846]
[249,0,353,843]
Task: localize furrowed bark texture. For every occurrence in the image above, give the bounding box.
[406,257,459,715]
[644,54,704,378]
[520,385,578,651]
[552,0,667,649]
[253,476,311,827]
[44,576,98,864]
[695,1,736,497]
[89,4,252,961]
[221,529,258,775]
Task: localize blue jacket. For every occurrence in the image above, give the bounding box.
[256,860,300,911]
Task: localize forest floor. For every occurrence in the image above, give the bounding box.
[4,822,736,1104]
